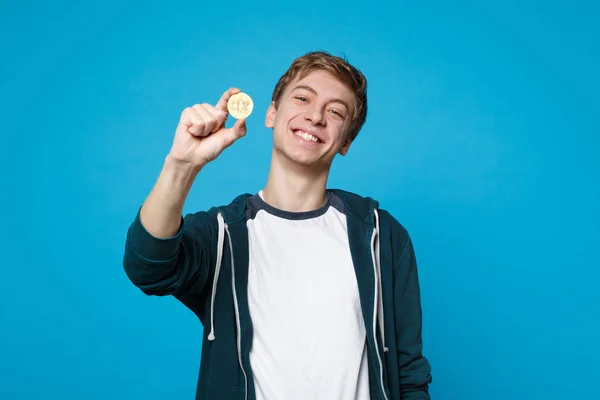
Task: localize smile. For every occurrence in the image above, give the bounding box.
[293,130,321,143]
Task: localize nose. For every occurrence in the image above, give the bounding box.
[304,104,326,126]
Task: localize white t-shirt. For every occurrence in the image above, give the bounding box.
[246,191,370,399]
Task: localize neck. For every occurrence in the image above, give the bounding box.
[262,151,331,212]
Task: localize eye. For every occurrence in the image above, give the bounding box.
[295,96,307,102]
[329,109,345,119]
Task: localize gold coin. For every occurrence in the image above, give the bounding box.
[227,92,254,119]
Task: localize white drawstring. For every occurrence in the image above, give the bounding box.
[207,212,247,394]
[372,208,390,400]
[208,213,226,341]
[373,209,388,353]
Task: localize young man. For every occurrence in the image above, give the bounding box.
[123,51,432,399]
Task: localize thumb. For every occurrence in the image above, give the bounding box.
[219,118,247,149]
[233,118,247,138]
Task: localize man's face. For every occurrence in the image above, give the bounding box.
[265,70,355,169]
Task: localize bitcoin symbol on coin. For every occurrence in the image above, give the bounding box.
[227,92,254,119]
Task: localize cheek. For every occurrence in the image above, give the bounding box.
[273,112,292,134]
[332,123,349,142]
[276,110,300,128]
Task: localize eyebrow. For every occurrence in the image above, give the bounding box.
[291,85,351,111]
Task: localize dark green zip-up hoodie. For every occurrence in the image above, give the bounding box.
[123,189,432,399]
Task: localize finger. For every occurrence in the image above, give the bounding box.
[193,104,219,136]
[179,107,206,137]
[215,87,241,112]
[179,107,195,127]
[219,118,247,149]
[195,103,228,133]
[232,118,247,138]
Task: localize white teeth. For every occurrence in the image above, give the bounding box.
[294,130,319,142]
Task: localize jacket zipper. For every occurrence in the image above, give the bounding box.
[223,221,249,399]
[371,228,389,400]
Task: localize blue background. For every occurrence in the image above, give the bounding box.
[2,0,598,398]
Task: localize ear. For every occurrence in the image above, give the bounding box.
[265,101,276,128]
[339,137,352,156]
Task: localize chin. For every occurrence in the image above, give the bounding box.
[291,155,320,167]
[272,145,314,168]
[287,149,334,170]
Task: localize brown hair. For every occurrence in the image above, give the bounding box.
[271,51,368,141]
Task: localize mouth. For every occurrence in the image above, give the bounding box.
[292,129,323,143]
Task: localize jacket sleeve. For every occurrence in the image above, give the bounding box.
[394,236,433,398]
[122,208,216,298]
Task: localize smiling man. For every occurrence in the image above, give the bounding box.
[123,51,432,400]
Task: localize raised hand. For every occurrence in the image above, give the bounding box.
[169,87,248,168]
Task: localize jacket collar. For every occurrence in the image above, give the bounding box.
[212,189,379,226]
